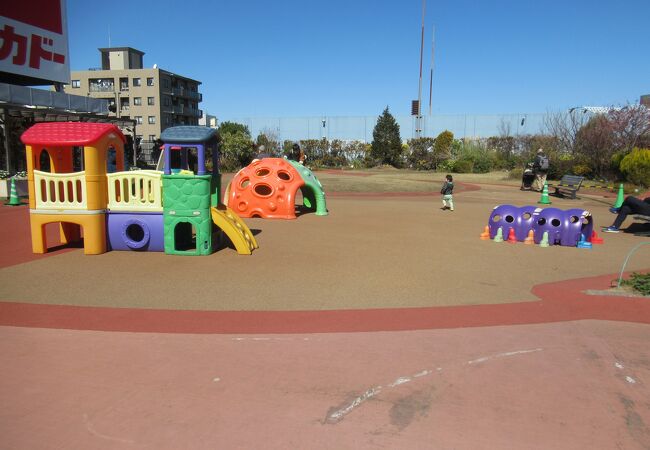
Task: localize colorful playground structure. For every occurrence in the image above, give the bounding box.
[225,158,328,219]
[20,123,257,256]
[487,205,598,247]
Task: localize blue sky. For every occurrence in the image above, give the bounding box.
[66,0,650,119]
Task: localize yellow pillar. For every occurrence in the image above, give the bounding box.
[29,215,47,254]
[80,214,107,255]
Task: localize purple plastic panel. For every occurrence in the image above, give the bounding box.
[532,208,565,245]
[515,205,538,241]
[488,205,519,239]
[562,208,593,246]
[107,212,164,252]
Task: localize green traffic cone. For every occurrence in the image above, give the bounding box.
[539,231,550,247]
[5,177,22,206]
[537,182,552,205]
[493,227,504,243]
[613,183,624,209]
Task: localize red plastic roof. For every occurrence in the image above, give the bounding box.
[21,122,126,146]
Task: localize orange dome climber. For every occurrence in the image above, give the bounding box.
[227,158,305,219]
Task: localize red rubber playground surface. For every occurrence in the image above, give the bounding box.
[1,183,649,449]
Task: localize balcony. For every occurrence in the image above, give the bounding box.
[187,107,201,117]
[171,87,202,101]
[89,84,115,93]
[187,91,202,101]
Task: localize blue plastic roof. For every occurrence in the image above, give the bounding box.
[160,126,218,144]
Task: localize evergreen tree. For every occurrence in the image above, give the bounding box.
[371,107,403,167]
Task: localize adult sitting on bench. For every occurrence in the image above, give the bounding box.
[602,196,650,233]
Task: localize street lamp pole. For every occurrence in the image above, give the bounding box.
[416,0,425,138]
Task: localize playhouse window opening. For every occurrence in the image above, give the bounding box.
[72,146,84,171]
[170,147,182,171]
[187,147,199,173]
[39,149,51,172]
[107,146,117,173]
[205,145,218,173]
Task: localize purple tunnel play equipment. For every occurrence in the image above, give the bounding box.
[531,207,593,246]
[488,205,521,239]
[561,208,593,247]
[107,212,164,251]
[531,207,565,245]
[489,205,593,246]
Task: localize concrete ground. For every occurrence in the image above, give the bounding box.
[0,181,649,449]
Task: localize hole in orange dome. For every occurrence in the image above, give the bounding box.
[256,168,270,177]
[240,178,250,189]
[277,170,292,181]
[254,183,273,197]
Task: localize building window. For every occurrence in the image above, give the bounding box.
[133,78,141,87]
[149,134,156,141]
[135,116,143,125]
[89,78,114,92]
[163,78,170,89]
[71,80,80,88]
[148,116,156,124]
[133,97,142,106]
[147,77,154,86]
[147,97,155,106]
[119,77,128,91]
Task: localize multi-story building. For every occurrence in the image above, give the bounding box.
[63,47,202,142]
[199,112,218,129]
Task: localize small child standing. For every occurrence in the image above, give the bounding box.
[440,174,454,211]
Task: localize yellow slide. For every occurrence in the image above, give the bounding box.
[210,206,259,255]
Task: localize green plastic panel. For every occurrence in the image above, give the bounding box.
[287,160,328,216]
[162,174,216,256]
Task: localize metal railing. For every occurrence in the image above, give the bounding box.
[0,82,110,114]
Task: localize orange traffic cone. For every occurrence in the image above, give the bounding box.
[590,230,604,244]
[480,226,490,240]
[524,229,535,245]
[507,227,517,243]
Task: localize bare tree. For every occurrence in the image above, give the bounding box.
[543,109,589,155]
[607,105,650,152]
[498,117,512,138]
[255,128,281,156]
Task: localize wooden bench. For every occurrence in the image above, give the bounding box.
[549,175,584,199]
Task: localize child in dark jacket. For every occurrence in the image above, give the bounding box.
[441,174,454,211]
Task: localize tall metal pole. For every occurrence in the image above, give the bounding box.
[416,0,425,138]
[428,25,435,116]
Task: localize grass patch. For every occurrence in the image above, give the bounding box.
[621,272,650,296]
[222,169,527,194]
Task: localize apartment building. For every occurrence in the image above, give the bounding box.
[63,47,202,141]
[199,112,218,128]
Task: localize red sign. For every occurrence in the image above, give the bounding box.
[0,0,70,84]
